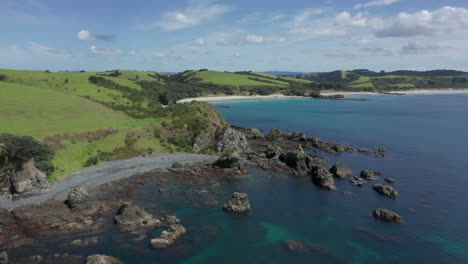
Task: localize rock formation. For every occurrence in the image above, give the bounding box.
[223,192,251,212]
[329,163,352,178]
[373,184,399,198]
[360,170,377,180]
[151,224,187,248]
[215,127,251,154]
[9,159,49,195]
[373,208,403,223]
[311,167,336,190]
[349,176,367,187]
[66,186,89,209]
[86,254,124,264]
[114,204,162,231]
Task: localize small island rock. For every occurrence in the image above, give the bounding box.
[384,178,396,183]
[223,192,251,212]
[373,208,403,223]
[360,170,377,180]
[373,184,399,198]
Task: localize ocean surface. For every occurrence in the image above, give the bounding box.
[10,94,468,263]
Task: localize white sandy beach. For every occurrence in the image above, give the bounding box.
[177,94,303,103]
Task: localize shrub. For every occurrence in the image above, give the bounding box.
[0,133,55,175]
[0,74,7,81]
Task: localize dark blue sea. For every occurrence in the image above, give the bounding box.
[12,94,468,263]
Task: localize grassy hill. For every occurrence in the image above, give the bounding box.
[295,69,468,91]
[0,69,236,181]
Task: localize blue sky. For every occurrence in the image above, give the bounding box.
[1,0,468,72]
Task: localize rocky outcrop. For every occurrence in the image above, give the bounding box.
[150,224,187,249]
[384,178,396,183]
[265,144,283,159]
[349,176,366,187]
[308,137,355,154]
[373,184,399,198]
[65,186,89,209]
[213,154,241,169]
[329,163,352,178]
[86,254,124,264]
[114,204,162,231]
[373,208,403,223]
[245,128,264,139]
[311,167,336,190]
[360,170,377,180]
[289,132,306,141]
[215,127,251,154]
[10,159,49,195]
[0,251,7,264]
[280,146,326,176]
[266,129,288,141]
[223,192,251,212]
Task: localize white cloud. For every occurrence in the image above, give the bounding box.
[89,45,122,55]
[376,6,468,37]
[287,8,349,37]
[194,37,206,46]
[77,30,95,41]
[245,35,264,44]
[335,12,369,27]
[77,30,114,41]
[355,0,399,9]
[155,1,230,31]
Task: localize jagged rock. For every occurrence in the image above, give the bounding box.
[373,208,403,223]
[169,161,212,175]
[289,132,306,141]
[86,254,124,264]
[373,184,399,198]
[247,154,287,170]
[329,163,352,178]
[151,224,187,249]
[265,144,283,159]
[172,162,183,168]
[266,129,288,141]
[0,251,7,264]
[384,178,396,183]
[161,215,181,226]
[360,170,377,180]
[66,186,89,209]
[114,204,162,231]
[349,176,367,187]
[10,159,49,194]
[358,148,372,155]
[311,167,336,190]
[280,146,325,176]
[308,137,355,153]
[246,128,264,139]
[215,127,251,154]
[223,192,251,212]
[70,236,99,247]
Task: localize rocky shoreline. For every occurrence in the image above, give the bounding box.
[0,126,403,263]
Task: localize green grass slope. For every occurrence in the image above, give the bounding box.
[0,81,164,180]
[188,70,289,87]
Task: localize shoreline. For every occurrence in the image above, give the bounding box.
[0,154,218,210]
[177,89,468,103]
[320,89,468,96]
[177,94,304,103]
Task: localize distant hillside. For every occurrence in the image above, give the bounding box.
[295,69,468,91]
